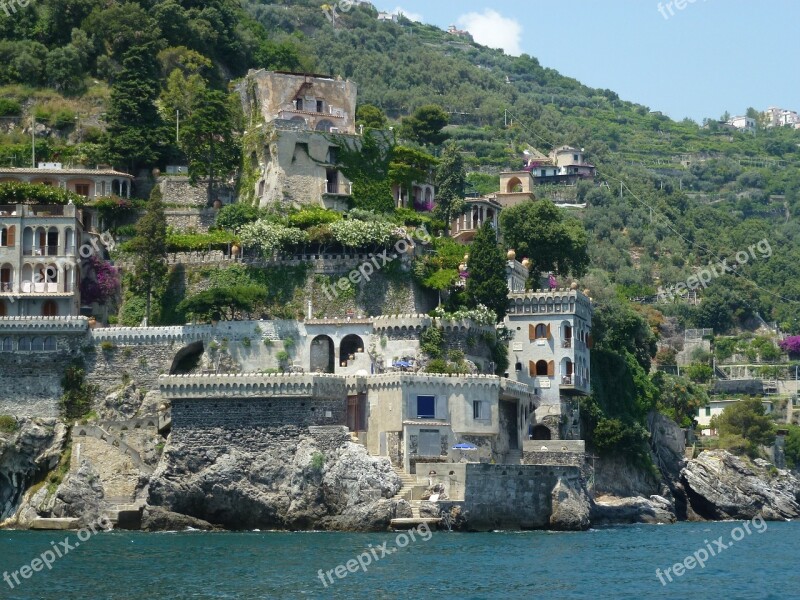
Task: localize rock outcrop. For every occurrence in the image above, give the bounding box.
[550,475,591,531]
[0,419,67,522]
[140,506,217,531]
[147,425,405,531]
[17,460,107,528]
[681,450,800,520]
[591,494,677,525]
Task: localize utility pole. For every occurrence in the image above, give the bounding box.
[31,114,35,167]
[176,110,180,144]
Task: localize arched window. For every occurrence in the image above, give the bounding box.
[18,337,31,351]
[0,337,12,352]
[31,337,44,352]
[43,336,56,351]
[0,225,13,247]
[535,360,548,376]
[535,324,548,339]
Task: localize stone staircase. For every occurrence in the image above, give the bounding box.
[390,465,423,517]
[504,449,523,464]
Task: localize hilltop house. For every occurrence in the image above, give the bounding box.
[523,146,596,185]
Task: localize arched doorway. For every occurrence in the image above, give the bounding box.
[42,300,58,316]
[310,335,335,373]
[531,425,552,441]
[315,119,335,132]
[340,334,364,366]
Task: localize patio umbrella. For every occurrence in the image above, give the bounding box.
[452,442,478,450]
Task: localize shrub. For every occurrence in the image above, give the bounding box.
[0,415,19,433]
[310,451,325,471]
[100,341,115,352]
[0,98,21,117]
[276,350,290,363]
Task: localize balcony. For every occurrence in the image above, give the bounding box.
[323,181,352,196]
[560,374,589,396]
[0,281,72,295]
[562,339,572,348]
[23,245,60,257]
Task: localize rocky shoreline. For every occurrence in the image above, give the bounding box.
[3,410,799,533]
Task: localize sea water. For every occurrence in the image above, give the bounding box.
[1,521,797,599]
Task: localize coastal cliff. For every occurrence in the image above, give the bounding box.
[147,425,411,531]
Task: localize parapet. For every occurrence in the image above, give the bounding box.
[158,373,347,400]
[507,289,592,318]
[90,325,215,345]
[0,316,89,333]
[371,314,495,335]
[345,373,537,402]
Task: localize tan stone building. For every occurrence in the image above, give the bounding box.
[236,71,360,209]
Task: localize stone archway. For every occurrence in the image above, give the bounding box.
[310,335,335,373]
[506,177,523,193]
[170,341,205,374]
[531,424,552,441]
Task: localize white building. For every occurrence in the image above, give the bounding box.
[0,203,86,317]
[696,398,774,435]
[504,287,593,440]
[727,116,756,133]
[764,107,799,128]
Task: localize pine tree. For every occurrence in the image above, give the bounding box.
[106,42,167,171]
[181,88,240,206]
[129,186,167,325]
[465,221,509,321]
[434,142,466,234]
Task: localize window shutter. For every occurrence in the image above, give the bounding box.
[529,324,536,341]
[587,334,594,349]
[529,361,536,377]
[547,360,555,377]
[546,324,552,339]
[6,226,14,246]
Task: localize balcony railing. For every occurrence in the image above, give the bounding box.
[1,281,65,294]
[324,181,352,195]
[22,245,62,257]
[562,339,572,348]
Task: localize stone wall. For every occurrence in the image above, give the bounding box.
[84,344,177,397]
[159,177,233,208]
[522,451,584,467]
[0,319,89,418]
[164,209,218,232]
[464,463,584,530]
[171,397,346,430]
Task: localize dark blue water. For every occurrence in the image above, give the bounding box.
[1,522,797,599]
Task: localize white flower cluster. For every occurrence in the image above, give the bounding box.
[329,219,405,248]
[239,220,309,256]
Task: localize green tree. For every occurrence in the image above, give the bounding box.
[356,104,387,130]
[711,398,776,456]
[652,372,708,427]
[106,43,167,171]
[215,203,261,232]
[128,187,168,325]
[178,285,267,321]
[499,200,589,283]
[181,89,240,206]
[784,425,800,468]
[465,221,508,321]
[433,142,466,234]
[400,104,449,147]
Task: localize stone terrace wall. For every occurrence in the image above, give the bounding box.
[171,396,346,430]
[165,209,218,233]
[159,177,233,207]
[0,317,89,417]
[85,345,178,397]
